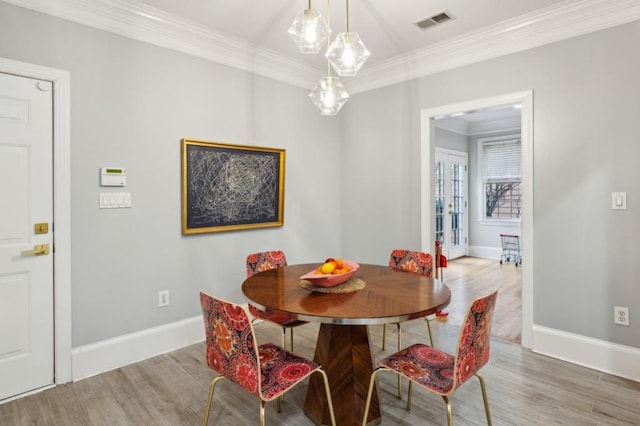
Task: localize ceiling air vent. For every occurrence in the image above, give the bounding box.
[415,10,455,30]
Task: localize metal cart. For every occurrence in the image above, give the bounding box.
[499,234,521,266]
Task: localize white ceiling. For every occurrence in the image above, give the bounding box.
[134,0,569,69]
[6,0,640,93]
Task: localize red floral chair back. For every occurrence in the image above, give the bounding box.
[363,290,498,425]
[200,292,261,398]
[246,250,288,277]
[453,290,498,388]
[389,249,434,277]
[244,250,307,352]
[200,292,337,425]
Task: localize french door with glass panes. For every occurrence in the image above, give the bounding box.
[435,148,468,260]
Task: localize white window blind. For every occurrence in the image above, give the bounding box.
[481,139,521,183]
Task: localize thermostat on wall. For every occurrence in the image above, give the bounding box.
[100,167,127,186]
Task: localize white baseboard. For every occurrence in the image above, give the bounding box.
[71,314,640,385]
[532,325,640,382]
[468,245,502,259]
[72,315,204,381]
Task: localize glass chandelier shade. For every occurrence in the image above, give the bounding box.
[309,75,349,115]
[288,9,331,54]
[325,31,370,76]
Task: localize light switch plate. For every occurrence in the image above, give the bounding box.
[611,192,627,210]
[99,192,132,209]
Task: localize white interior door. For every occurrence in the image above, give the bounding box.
[0,72,54,400]
[435,149,468,260]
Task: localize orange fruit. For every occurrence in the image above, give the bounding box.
[334,258,344,269]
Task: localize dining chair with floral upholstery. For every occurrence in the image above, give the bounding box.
[385,249,437,397]
[386,249,436,350]
[245,250,308,352]
[363,290,498,426]
[199,291,336,426]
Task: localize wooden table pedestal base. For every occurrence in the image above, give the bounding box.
[304,324,381,426]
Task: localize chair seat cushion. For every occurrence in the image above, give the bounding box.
[379,343,455,395]
[258,343,319,400]
[249,304,307,327]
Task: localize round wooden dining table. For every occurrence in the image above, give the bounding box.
[242,263,451,426]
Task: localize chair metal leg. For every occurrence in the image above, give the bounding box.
[406,380,413,411]
[442,395,453,426]
[362,368,387,426]
[203,376,225,426]
[475,373,492,426]
[316,369,337,426]
[396,323,402,399]
[280,327,287,403]
[425,317,435,347]
[381,324,387,350]
[289,328,295,351]
[260,400,266,426]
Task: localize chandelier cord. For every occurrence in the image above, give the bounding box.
[345,0,349,32]
[326,0,332,77]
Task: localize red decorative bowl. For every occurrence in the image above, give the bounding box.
[300,260,360,288]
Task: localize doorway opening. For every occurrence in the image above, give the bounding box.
[420,91,533,348]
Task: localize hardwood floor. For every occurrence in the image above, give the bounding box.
[438,256,522,343]
[2,259,638,425]
[2,321,639,424]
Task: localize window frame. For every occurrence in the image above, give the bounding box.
[477,134,522,224]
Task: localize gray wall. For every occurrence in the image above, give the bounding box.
[435,127,469,153]
[341,82,420,263]
[0,2,341,346]
[342,21,640,348]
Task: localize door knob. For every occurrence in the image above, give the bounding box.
[21,244,50,256]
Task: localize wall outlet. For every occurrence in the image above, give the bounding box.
[158,290,169,307]
[614,306,629,326]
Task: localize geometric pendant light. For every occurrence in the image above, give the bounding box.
[325,0,370,76]
[287,0,367,114]
[288,1,331,54]
[307,1,349,115]
[309,70,350,115]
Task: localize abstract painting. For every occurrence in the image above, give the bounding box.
[181,139,285,234]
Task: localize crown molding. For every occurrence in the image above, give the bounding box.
[468,118,521,136]
[2,0,320,88]
[435,116,521,136]
[349,0,640,93]
[4,0,640,94]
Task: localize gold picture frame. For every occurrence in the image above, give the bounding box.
[181,139,285,234]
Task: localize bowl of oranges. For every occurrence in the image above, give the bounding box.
[300,258,360,288]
